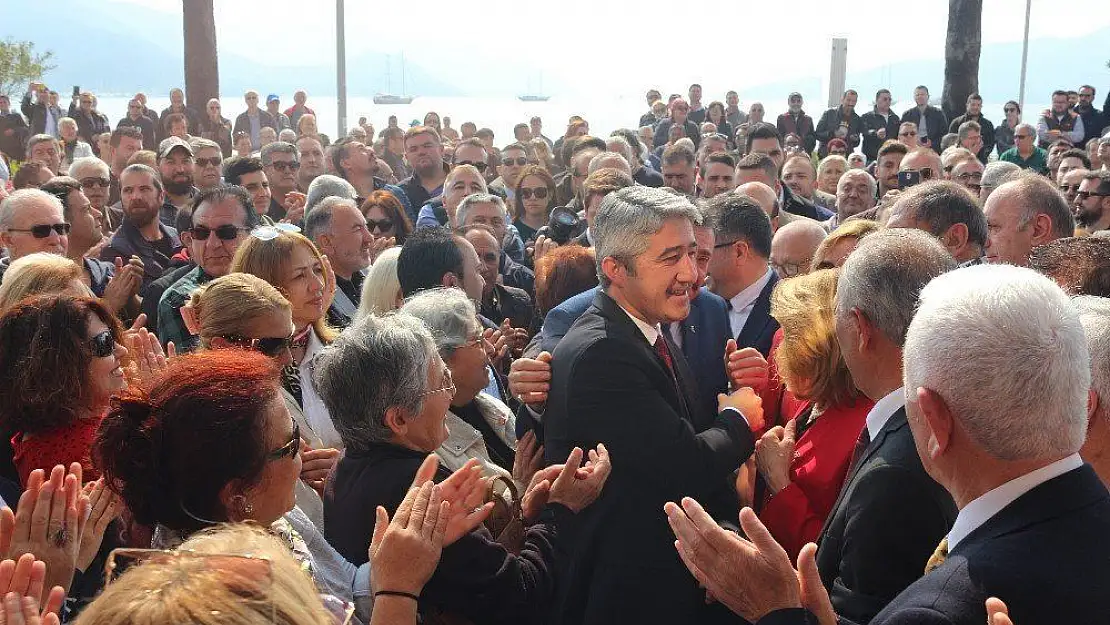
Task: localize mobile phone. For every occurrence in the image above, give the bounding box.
[72,85,80,96]
[898,170,921,190]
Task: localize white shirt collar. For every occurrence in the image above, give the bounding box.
[947,454,1083,549]
[729,267,774,313]
[865,386,906,440]
[616,303,661,345]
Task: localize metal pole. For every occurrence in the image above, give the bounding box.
[1017,0,1031,118]
[336,0,347,138]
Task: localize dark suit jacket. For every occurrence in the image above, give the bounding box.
[543,290,755,625]
[735,271,781,358]
[816,407,957,625]
[783,186,835,222]
[900,106,948,153]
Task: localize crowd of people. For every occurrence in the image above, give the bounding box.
[0,75,1108,625]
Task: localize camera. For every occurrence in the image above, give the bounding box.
[536,205,585,245]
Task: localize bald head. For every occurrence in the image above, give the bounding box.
[771,219,827,277]
[736,182,778,221]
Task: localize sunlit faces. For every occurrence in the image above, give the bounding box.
[119,169,163,228]
[606,217,698,325]
[282,242,327,327]
[404,132,444,174]
[700,161,735,199]
[30,139,60,173]
[158,149,195,195]
[64,188,103,250]
[86,314,128,401]
[444,169,487,225]
[662,160,696,195]
[463,228,500,298]
[0,195,68,259]
[1074,176,1110,231]
[190,197,250,278]
[835,171,875,218]
[460,201,508,245]
[238,170,272,217]
[782,158,816,200]
[748,137,784,171]
[321,203,373,278]
[194,146,223,191]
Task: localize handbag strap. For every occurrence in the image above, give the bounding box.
[485,474,522,520]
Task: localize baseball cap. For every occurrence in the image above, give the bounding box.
[267,94,280,103]
[789,92,803,99]
[158,136,195,160]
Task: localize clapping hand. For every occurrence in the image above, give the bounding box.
[482,327,510,368]
[508,352,551,406]
[511,431,544,493]
[755,419,797,494]
[369,481,447,597]
[547,445,611,513]
[76,480,122,573]
[1,465,87,595]
[369,236,396,263]
[0,555,66,625]
[498,319,529,358]
[409,456,492,546]
[100,256,144,315]
[125,327,174,386]
[301,446,341,497]
[724,340,769,393]
[281,192,307,224]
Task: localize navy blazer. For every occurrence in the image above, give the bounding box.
[735,271,781,358]
[541,286,731,421]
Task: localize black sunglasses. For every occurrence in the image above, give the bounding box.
[501,157,531,167]
[196,157,222,168]
[223,334,293,358]
[1004,108,1017,113]
[90,329,116,358]
[366,219,393,233]
[456,160,488,172]
[8,223,71,238]
[519,187,549,200]
[1076,191,1109,201]
[80,177,111,189]
[270,161,300,171]
[267,420,300,460]
[190,224,249,241]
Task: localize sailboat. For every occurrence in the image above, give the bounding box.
[374,54,414,105]
[518,72,550,102]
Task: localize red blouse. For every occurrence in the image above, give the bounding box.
[12,414,103,487]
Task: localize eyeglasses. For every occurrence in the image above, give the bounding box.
[223,334,294,358]
[771,260,807,279]
[899,131,918,138]
[1076,191,1109,201]
[366,219,393,233]
[270,161,300,171]
[90,329,116,358]
[456,160,488,172]
[80,177,111,189]
[420,368,456,398]
[251,223,301,241]
[501,156,531,167]
[1015,134,1034,140]
[191,224,250,241]
[1004,107,1017,113]
[519,186,549,200]
[7,223,71,238]
[196,157,222,168]
[267,419,301,460]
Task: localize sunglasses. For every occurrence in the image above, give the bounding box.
[80,177,111,189]
[191,224,250,241]
[270,161,300,171]
[223,333,294,358]
[90,329,116,358]
[501,157,531,167]
[196,157,222,168]
[456,160,488,172]
[1004,108,1017,113]
[1076,191,1109,201]
[1015,134,1034,139]
[267,420,300,460]
[519,187,549,200]
[366,219,393,233]
[7,223,71,238]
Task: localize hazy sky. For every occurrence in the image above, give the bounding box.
[115,0,1110,96]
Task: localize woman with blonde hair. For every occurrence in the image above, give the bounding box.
[751,269,873,559]
[811,218,882,270]
[230,227,343,449]
[355,246,402,320]
[0,252,89,314]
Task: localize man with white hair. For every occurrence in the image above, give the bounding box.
[983,172,1074,266]
[979,160,1021,202]
[588,151,632,179]
[544,185,763,625]
[0,189,70,282]
[455,192,534,294]
[69,156,115,230]
[828,169,876,228]
[999,123,1049,174]
[305,196,373,328]
[770,219,826,278]
[1075,296,1110,486]
[665,263,1110,625]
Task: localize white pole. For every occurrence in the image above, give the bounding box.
[336,0,347,138]
[1018,0,1031,119]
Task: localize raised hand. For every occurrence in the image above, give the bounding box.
[100,256,143,314]
[1,465,86,594]
[482,327,510,369]
[282,191,307,224]
[0,555,65,625]
[724,339,769,393]
[508,352,551,406]
[985,598,1014,625]
[369,236,396,263]
[301,446,341,497]
[548,445,611,513]
[368,481,447,596]
[409,456,492,545]
[76,480,122,573]
[755,419,796,494]
[532,235,559,263]
[126,327,173,385]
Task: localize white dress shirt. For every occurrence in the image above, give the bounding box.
[617,303,661,345]
[298,327,343,449]
[865,386,907,441]
[947,453,1083,549]
[728,267,774,338]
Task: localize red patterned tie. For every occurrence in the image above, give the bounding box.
[654,335,674,374]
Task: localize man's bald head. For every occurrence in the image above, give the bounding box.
[736,182,778,220]
[771,219,827,277]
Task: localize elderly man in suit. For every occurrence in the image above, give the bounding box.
[665,261,1110,625]
[543,186,764,625]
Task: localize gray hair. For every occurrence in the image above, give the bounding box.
[58,117,77,132]
[278,129,298,143]
[595,186,701,288]
[588,152,631,176]
[305,174,357,214]
[311,312,438,451]
[260,141,299,166]
[401,287,481,359]
[356,247,403,320]
[904,265,1089,460]
[1075,295,1110,425]
[0,189,64,230]
[1015,122,1037,136]
[26,134,56,155]
[837,169,877,199]
[304,196,357,243]
[456,193,506,227]
[981,161,1021,190]
[836,228,956,346]
[68,156,109,179]
[604,137,633,163]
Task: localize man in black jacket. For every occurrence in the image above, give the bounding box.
[860,89,902,162]
[544,185,763,625]
[652,98,701,150]
[116,98,157,150]
[1075,84,1106,143]
[948,93,995,163]
[815,90,862,158]
[666,261,1110,625]
[901,86,948,153]
[20,82,63,138]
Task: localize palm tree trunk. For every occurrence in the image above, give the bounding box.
[942,0,983,121]
[183,0,219,115]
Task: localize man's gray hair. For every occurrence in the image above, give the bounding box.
[981,161,1021,190]
[278,129,298,143]
[836,228,956,347]
[401,287,481,359]
[311,311,438,451]
[304,196,358,243]
[997,172,1075,239]
[588,152,631,176]
[0,189,64,230]
[260,141,300,166]
[1015,122,1037,136]
[904,265,1089,460]
[1075,295,1110,425]
[305,174,357,214]
[837,169,877,199]
[26,134,56,154]
[604,137,633,163]
[456,193,506,227]
[68,156,109,179]
[595,186,701,288]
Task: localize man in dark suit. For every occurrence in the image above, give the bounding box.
[544,186,763,625]
[665,260,1110,625]
[901,85,948,153]
[705,193,781,358]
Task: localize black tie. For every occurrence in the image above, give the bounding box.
[847,427,871,476]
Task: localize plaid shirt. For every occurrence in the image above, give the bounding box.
[156,266,211,352]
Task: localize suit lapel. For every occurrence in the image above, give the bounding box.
[736,272,779,348]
